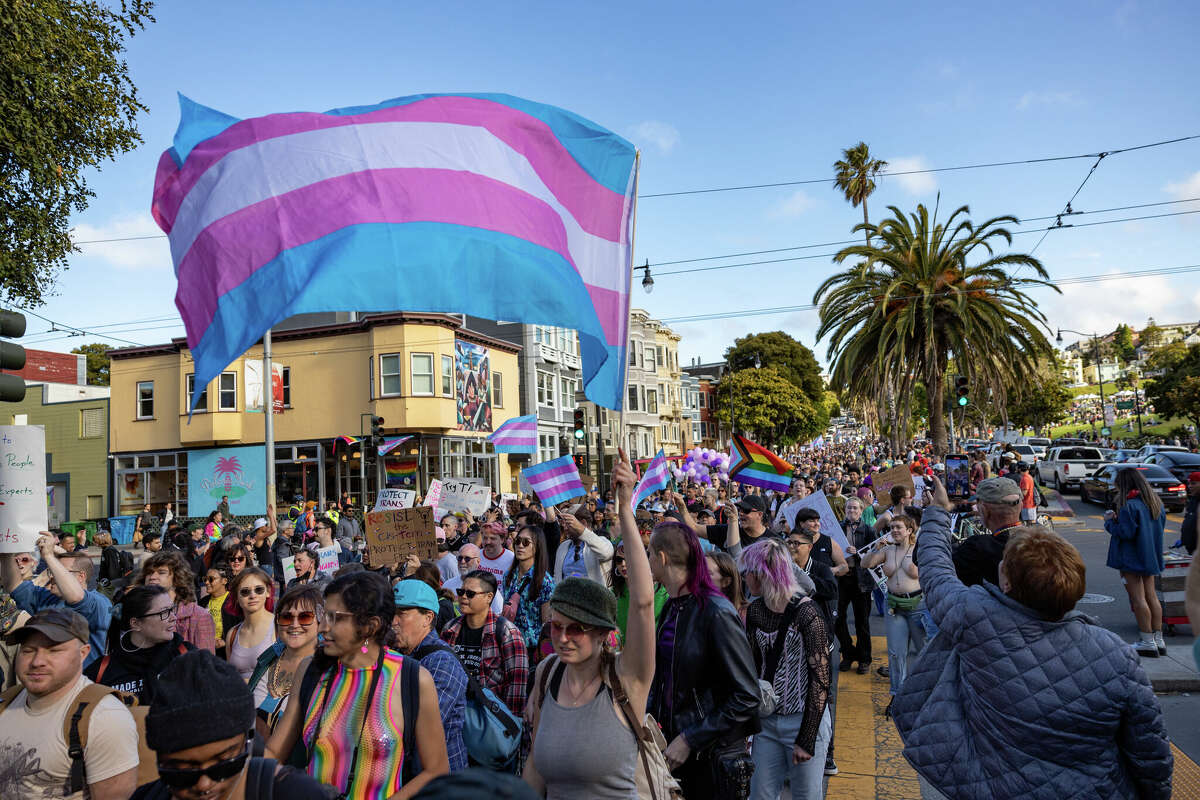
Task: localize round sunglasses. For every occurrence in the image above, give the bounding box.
[238,585,267,598]
[277,610,317,626]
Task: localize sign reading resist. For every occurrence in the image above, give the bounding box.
[365,506,438,563]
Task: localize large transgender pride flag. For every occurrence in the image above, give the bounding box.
[153,93,638,411]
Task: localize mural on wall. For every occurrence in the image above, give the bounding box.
[455,340,492,432]
[188,445,266,517]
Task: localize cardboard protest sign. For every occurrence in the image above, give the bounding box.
[373,488,416,511]
[280,556,297,584]
[438,479,491,516]
[365,506,437,563]
[0,426,48,553]
[872,464,915,506]
[424,479,443,510]
[784,490,850,551]
[316,545,339,576]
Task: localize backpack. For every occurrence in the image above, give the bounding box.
[412,638,523,769]
[290,654,420,783]
[118,549,135,580]
[0,680,159,792]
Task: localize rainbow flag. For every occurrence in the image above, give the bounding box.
[727,435,794,492]
[334,435,361,447]
[385,457,418,486]
[156,93,638,414]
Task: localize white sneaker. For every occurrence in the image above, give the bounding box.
[1154,630,1167,655]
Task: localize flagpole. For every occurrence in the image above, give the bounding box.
[263,328,276,518]
[619,150,641,500]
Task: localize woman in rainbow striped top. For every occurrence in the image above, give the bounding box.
[266,571,449,799]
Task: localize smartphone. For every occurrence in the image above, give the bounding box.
[565,503,583,516]
[945,453,969,498]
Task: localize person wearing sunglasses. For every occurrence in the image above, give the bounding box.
[443,545,503,616]
[440,569,528,717]
[224,568,276,682]
[201,566,232,655]
[134,648,328,800]
[246,584,323,738]
[500,526,555,654]
[524,449,658,798]
[85,584,193,704]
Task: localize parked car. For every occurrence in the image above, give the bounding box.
[1036,446,1107,492]
[1051,437,1090,448]
[1026,437,1051,458]
[1111,448,1139,463]
[1139,450,1200,484]
[1079,464,1187,513]
[1129,444,1190,463]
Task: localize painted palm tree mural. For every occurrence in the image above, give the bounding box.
[212,455,244,502]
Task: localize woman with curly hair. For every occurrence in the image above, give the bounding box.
[136,550,216,652]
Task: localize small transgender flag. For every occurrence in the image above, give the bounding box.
[522,455,585,507]
[632,450,670,509]
[377,435,413,456]
[488,414,537,454]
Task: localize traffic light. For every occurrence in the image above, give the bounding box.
[572,453,586,471]
[573,407,586,440]
[0,311,26,402]
[954,376,969,407]
[370,415,385,446]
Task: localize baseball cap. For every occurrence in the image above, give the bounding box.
[6,607,89,646]
[735,495,767,514]
[976,476,1022,504]
[393,579,439,614]
[252,517,269,531]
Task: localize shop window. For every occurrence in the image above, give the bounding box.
[137,381,154,419]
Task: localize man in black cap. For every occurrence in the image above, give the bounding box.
[733,494,773,547]
[0,607,140,799]
[951,476,1025,587]
[133,649,327,799]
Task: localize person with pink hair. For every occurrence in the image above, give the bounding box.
[741,538,832,800]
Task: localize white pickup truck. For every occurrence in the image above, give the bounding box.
[1036,445,1107,492]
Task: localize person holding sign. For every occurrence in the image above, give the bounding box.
[3,533,112,668]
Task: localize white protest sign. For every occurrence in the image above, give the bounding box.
[0,426,48,553]
[423,479,443,510]
[438,479,491,516]
[373,488,416,511]
[316,545,339,576]
[280,556,297,584]
[784,490,850,551]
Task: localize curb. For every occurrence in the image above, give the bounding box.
[1151,676,1200,692]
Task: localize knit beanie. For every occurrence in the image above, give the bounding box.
[549,577,617,630]
[145,649,256,754]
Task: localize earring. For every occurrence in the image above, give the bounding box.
[360,641,369,654]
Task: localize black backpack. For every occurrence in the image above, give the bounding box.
[118,549,135,580]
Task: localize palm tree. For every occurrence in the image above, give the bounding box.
[215,456,242,493]
[813,203,1060,455]
[833,142,888,245]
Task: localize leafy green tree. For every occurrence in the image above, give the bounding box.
[1165,377,1200,434]
[1146,344,1200,429]
[1148,341,1188,372]
[724,331,824,402]
[1141,322,1163,349]
[1,0,155,305]
[1113,324,1135,363]
[814,203,1058,455]
[833,142,888,245]
[715,367,824,446]
[1007,374,1073,434]
[71,342,112,385]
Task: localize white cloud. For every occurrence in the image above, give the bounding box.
[885,156,937,195]
[1016,90,1083,110]
[1046,271,1200,338]
[769,189,815,219]
[631,121,680,154]
[70,213,169,271]
[1165,170,1200,201]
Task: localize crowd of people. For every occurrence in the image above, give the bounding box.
[0,435,1188,799]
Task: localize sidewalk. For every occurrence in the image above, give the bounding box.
[826,636,1200,798]
[1140,642,1200,692]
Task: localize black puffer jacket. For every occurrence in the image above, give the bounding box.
[650,593,760,752]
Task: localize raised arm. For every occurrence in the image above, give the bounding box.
[40,535,84,605]
[614,449,655,696]
[916,477,972,630]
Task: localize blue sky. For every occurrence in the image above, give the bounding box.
[28,0,1200,367]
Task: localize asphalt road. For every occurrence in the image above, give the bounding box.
[1055,493,1200,764]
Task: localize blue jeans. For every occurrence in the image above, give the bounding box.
[749,707,831,800]
[884,600,935,695]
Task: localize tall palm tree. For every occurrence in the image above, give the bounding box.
[813,203,1059,455]
[833,142,888,245]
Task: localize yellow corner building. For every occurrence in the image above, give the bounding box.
[108,312,521,518]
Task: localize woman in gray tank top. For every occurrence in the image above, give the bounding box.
[524,451,657,798]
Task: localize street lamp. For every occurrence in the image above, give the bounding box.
[634,260,654,294]
[1057,327,1107,438]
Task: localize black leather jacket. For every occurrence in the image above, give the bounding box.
[650,593,761,752]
